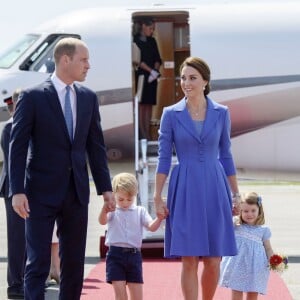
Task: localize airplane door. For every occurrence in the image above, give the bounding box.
[152,22,175,121]
[132,12,190,141]
[152,20,190,140]
[152,21,190,134]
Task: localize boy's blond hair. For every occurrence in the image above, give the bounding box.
[112,172,138,197]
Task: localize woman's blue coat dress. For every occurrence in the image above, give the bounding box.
[157,97,238,258]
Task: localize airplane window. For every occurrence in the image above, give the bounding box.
[19,34,81,73]
[0,34,39,69]
[31,42,48,62]
[30,42,55,73]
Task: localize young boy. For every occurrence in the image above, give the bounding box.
[99,172,164,300]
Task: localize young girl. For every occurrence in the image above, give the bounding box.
[219,192,274,300]
[99,172,164,300]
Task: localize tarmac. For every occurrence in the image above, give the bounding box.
[0,161,300,299]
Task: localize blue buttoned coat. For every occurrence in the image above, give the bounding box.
[157,97,237,257]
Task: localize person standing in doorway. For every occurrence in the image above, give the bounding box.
[9,37,115,300]
[133,17,162,140]
[0,90,26,300]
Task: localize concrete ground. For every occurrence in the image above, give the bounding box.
[0,161,299,299]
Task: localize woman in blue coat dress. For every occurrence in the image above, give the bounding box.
[154,57,240,300]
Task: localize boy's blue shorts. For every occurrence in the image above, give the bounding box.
[106,246,143,284]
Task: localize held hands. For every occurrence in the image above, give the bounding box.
[12,193,30,219]
[99,192,115,225]
[232,202,240,216]
[102,191,116,212]
[154,195,169,219]
[148,69,160,83]
[232,193,241,216]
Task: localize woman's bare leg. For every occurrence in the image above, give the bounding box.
[139,104,152,140]
[201,257,221,300]
[181,256,199,300]
[49,242,60,283]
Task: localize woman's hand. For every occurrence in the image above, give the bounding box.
[232,202,240,216]
[231,192,241,216]
[148,69,160,83]
[154,195,169,219]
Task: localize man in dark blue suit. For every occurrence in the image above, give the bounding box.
[0,91,26,299]
[9,37,115,300]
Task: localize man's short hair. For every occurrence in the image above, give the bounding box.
[53,37,84,65]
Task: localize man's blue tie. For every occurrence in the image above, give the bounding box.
[64,85,73,141]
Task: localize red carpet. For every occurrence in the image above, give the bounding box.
[81,259,292,299]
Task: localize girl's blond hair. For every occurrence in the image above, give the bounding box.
[239,192,265,225]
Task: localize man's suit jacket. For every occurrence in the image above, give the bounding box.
[0,121,12,198]
[9,79,112,206]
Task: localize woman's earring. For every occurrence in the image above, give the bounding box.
[203,86,206,90]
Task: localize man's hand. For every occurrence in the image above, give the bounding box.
[12,193,30,219]
[102,191,116,212]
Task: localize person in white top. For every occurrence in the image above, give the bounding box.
[99,172,164,300]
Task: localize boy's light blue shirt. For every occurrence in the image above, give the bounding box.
[105,204,153,248]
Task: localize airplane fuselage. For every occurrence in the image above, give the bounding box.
[0,2,299,174]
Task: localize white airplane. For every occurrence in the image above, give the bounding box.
[0,1,300,177]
